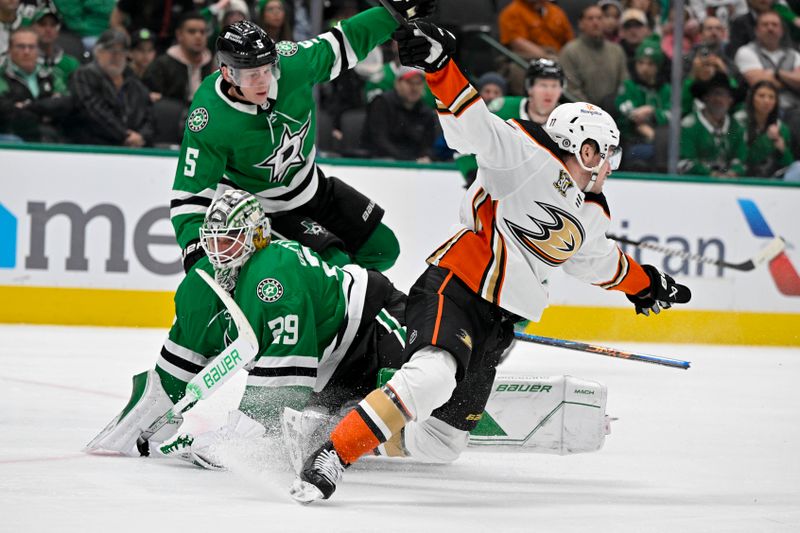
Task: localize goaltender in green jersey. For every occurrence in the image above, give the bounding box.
[86,189,406,460]
[170,7,417,272]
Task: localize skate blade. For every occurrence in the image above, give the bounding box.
[289,477,325,504]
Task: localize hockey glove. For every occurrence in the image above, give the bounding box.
[392,21,456,73]
[385,0,437,20]
[182,238,207,273]
[626,264,692,316]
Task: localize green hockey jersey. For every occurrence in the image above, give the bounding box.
[155,240,361,426]
[678,111,746,176]
[614,78,671,139]
[171,7,398,250]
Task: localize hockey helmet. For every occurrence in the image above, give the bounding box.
[216,21,279,87]
[525,58,565,90]
[544,102,621,173]
[200,189,271,272]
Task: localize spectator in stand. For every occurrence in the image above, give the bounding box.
[735,11,800,111]
[615,42,671,170]
[623,0,662,30]
[0,0,22,58]
[679,72,746,176]
[33,8,78,80]
[0,26,72,142]
[726,0,792,58]
[110,0,196,53]
[660,6,701,61]
[560,5,628,108]
[51,0,115,51]
[687,16,733,69]
[259,0,292,42]
[476,71,507,105]
[68,29,153,146]
[498,0,574,60]
[600,0,623,42]
[683,34,738,114]
[363,66,436,162]
[220,5,247,27]
[143,12,213,109]
[734,80,796,177]
[618,8,652,75]
[128,28,156,80]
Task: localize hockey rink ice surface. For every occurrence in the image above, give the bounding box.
[1,324,798,533]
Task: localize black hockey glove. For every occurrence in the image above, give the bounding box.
[392,21,455,73]
[181,239,207,273]
[384,0,437,20]
[626,264,692,316]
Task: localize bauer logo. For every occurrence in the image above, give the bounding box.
[202,350,243,388]
[0,202,17,268]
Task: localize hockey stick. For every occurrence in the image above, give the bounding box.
[377,0,413,27]
[137,270,259,444]
[514,332,691,369]
[607,234,785,272]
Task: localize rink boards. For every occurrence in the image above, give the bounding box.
[1,144,799,345]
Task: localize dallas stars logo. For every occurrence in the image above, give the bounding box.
[257,278,284,303]
[187,107,209,132]
[254,118,311,183]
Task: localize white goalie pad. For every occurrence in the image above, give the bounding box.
[468,374,610,454]
[84,369,181,456]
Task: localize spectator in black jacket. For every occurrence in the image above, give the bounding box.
[68,29,154,146]
[363,66,437,162]
[0,27,72,142]
[143,12,214,109]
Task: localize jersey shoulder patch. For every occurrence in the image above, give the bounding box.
[583,192,610,217]
[256,277,285,303]
[187,107,209,132]
[276,40,299,56]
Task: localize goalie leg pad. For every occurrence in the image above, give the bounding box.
[468,375,609,454]
[84,369,180,456]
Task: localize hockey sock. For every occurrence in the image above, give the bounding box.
[331,385,411,464]
[352,223,400,272]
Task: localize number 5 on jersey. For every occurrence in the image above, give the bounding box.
[184,147,200,177]
[268,314,299,345]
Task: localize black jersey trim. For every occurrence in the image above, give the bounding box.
[511,119,568,166]
[267,165,320,202]
[247,366,317,378]
[584,192,610,217]
[170,196,213,209]
[160,346,205,374]
[331,27,350,72]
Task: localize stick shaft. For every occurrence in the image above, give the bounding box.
[514,332,691,369]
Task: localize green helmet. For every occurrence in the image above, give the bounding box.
[200,189,271,274]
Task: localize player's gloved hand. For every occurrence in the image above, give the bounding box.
[392,21,455,73]
[386,0,437,20]
[626,264,692,316]
[182,238,207,273]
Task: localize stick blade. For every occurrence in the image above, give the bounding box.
[196,269,259,354]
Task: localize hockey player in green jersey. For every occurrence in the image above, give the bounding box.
[86,189,407,461]
[456,59,565,185]
[171,2,436,273]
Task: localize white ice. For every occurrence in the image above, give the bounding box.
[1,324,798,533]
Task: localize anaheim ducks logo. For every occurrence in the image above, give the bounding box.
[504,202,585,266]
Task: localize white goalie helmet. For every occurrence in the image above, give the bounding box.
[200,189,271,272]
[544,102,622,173]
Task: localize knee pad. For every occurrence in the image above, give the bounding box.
[385,346,458,422]
[404,417,469,463]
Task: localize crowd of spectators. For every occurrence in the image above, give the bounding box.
[1,0,800,180]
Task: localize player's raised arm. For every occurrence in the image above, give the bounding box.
[393,22,551,184]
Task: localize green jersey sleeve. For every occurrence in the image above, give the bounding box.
[297,7,398,85]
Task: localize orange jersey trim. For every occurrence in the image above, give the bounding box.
[432,270,454,344]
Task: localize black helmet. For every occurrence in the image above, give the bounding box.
[525,58,564,89]
[216,21,278,69]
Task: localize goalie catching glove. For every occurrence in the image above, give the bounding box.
[627,264,692,316]
[392,21,455,73]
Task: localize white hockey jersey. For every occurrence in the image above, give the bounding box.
[425,61,650,321]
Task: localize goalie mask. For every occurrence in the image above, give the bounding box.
[544,102,622,183]
[200,190,271,289]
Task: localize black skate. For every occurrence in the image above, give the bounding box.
[289,440,347,504]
